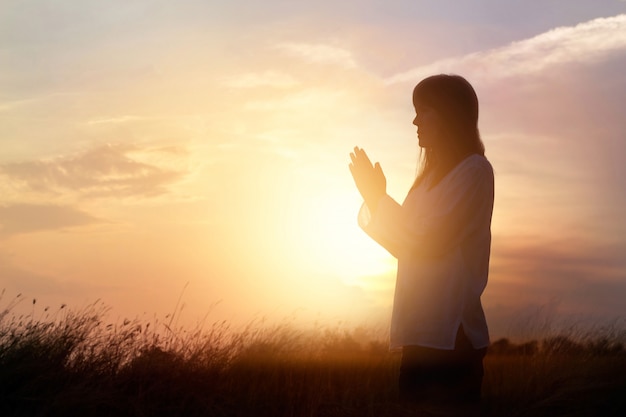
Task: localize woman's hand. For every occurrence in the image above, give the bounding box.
[349,146,386,208]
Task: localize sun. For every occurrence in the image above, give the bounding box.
[285,188,396,289]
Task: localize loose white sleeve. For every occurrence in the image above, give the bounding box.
[358,158,494,260]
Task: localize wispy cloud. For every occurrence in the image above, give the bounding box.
[84,115,148,126]
[0,143,188,199]
[486,236,626,321]
[221,70,299,89]
[0,97,40,112]
[274,42,358,69]
[386,14,626,84]
[243,88,347,112]
[0,252,113,303]
[0,203,99,237]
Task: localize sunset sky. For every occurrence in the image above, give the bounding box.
[1,0,625,339]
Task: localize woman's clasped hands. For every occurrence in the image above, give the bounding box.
[349,146,387,209]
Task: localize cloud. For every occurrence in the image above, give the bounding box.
[274,42,358,69]
[84,115,148,126]
[492,237,626,284]
[0,97,40,112]
[243,88,347,112]
[0,143,188,199]
[0,203,99,237]
[485,236,626,321]
[221,70,299,89]
[0,252,116,311]
[386,14,626,84]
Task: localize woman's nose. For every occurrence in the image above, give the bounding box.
[412,116,418,126]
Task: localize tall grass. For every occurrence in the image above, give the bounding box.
[1,291,624,417]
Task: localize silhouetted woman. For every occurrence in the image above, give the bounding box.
[349,74,494,406]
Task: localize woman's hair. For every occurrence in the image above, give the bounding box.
[411,74,485,189]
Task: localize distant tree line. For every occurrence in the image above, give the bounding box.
[488,336,625,356]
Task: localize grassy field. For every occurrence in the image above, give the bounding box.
[1,293,625,417]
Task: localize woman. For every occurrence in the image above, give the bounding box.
[349,74,494,405]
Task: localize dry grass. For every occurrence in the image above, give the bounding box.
[1,291,625,417]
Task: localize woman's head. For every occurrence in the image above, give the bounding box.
[411,74,485,189]
[412,74,483,157]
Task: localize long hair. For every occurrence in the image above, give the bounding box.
[411,74,485,190]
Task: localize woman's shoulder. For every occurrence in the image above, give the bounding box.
[454,153,493,178]
[416,154,492,194]
[464,153,491,167]
[439,154,494,194]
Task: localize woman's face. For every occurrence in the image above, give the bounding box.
[412,100,443,149]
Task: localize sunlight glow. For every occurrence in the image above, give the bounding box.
[3,3,625,330]
[286,190,395,288]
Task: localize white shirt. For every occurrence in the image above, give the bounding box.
[358,154,494,351]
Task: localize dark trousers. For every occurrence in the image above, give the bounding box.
[398,326,487,405]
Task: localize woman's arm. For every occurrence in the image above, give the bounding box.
[359,160,494,260]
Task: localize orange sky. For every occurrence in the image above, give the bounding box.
[1,2,625,339]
